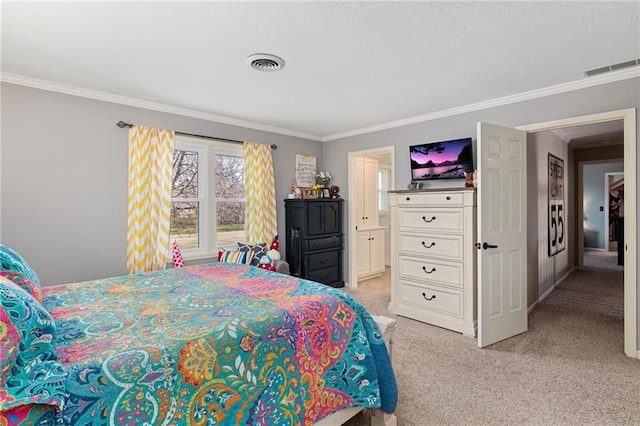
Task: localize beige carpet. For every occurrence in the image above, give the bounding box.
[584,247,624,271]
[342,267,639,426]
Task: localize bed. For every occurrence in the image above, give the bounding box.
[0,246,397,425]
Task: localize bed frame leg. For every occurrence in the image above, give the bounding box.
[369,315,397,426]
[370,409,397,426]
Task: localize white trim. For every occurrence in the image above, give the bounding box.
[518,108,637,359]
[324,67,640,141]
[528,267,576,314]
[3,68,638,144]
[0,72,323,142]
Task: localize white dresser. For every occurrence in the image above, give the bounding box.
[388,188,477,336]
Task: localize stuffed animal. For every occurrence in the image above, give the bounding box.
[266,249,281,261]
[258,255,276,271]
[330,185,340,198]
[464,171,476,188]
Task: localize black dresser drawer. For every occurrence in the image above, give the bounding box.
[307,266,340,286]
[306,250,340,272]
[305,235,342,251]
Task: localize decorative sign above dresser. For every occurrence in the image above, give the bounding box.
[295,154,316,187]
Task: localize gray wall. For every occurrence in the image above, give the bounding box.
[1,83,322,285]
[526,130,573,307]
[322,77,639,350]
[583,162,624,248]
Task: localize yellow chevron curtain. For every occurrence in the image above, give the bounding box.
[126,125,175,274]
[243,142,277,244]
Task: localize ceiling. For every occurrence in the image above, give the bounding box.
[1,2,639,141]
[550,120,625,150]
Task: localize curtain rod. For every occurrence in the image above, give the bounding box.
[116,121,277,149]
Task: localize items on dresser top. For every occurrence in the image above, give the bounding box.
[389,188,477,336]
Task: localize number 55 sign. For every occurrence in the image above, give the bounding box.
[548,154,565,256]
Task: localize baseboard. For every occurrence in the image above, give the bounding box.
[528,266,576,314]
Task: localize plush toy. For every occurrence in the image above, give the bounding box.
[270,235,279,251]
[172,240,185,268]
[266,249,281,261]
[258,255,276,271]
[464,171,475,188]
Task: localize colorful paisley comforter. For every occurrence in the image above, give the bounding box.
[3,264,397,425]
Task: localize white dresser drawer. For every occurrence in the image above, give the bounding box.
[398,281,463,318]
[398,209,463,233]
[397,234,463,260]
[398,256,463,288]
[397,192,463,206]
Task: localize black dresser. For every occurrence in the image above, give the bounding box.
[284,199,344,288]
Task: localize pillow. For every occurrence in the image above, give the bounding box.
[237,242,267,266]
[219,249,254,265]
[0,244,40,289]
[0,271,43,303]
[0,276,66,413]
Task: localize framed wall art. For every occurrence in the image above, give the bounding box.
[548,153,565,256]
[295,154,317,188]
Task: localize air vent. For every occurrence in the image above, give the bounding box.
[584,59,639,77]
[246,53,285,72]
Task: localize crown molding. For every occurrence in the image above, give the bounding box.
[322,66,640,142]
[0,73,323,142]
[3,67,638,143]
[550,129,572,144]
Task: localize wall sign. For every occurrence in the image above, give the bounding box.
[295,154,317,187]
[548,153,565,256]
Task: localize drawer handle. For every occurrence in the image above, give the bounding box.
[422,266,436,274]
[406,197,410,201]
[446,196,451,200]
[422,216,436,223]
[320,259,329,264]
[422,293,436,301]
[421,241,436,249]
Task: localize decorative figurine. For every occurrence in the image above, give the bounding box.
[330,185,340,198]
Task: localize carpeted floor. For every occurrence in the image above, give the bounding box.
[341,266,639,425]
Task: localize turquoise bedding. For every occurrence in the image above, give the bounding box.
[2,263,397,425]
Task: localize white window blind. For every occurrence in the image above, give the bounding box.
[378,166,391,213]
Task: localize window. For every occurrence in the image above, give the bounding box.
[378,166,391,213]
[170,136,244,258]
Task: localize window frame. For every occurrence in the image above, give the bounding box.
[171,135,244,260]
[378,164,392,215]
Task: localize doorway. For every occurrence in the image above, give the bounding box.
[519,108,636,358]
[347,146,395,288]
[581,164,624,270]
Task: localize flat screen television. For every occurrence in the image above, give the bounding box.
[409,137,474,181]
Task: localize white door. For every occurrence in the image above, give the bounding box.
[356,230,371,277]
[477,122,528,348]
[355,157,366,227]
[363,158,379,227]
[370,228,386,274]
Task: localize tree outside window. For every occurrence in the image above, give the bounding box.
[170,140,245,256]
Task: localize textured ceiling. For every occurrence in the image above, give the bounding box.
[1,1,639,140]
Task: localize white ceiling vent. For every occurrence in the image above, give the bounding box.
[584,59,639,77]
[246,53,285,72]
